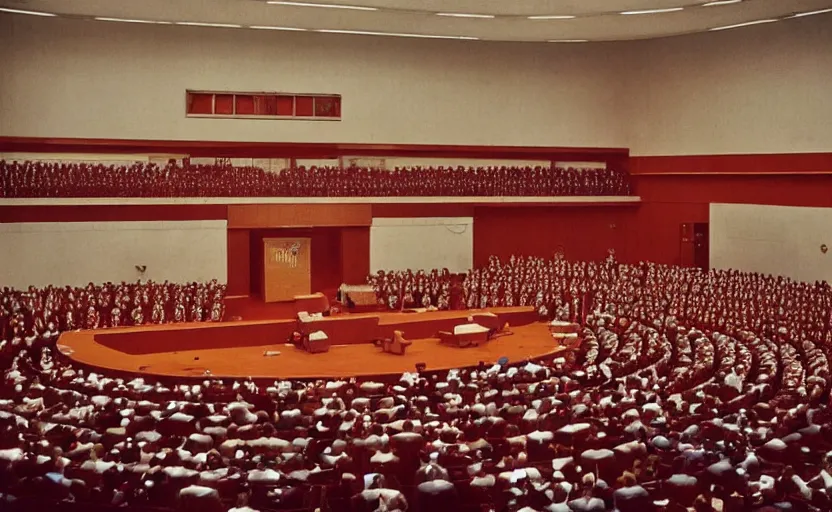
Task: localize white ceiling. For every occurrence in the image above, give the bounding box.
[1,0,831,42]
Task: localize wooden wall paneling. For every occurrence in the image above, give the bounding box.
[227,204,372,228]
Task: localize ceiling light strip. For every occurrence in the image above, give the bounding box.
[791,8,832,18]
[0,7,57,17]
[528,15,576,20]
[548,39,588,43]
[267,1,378,11]
[436,13,495,19]
[620,7,685,15]
[176,22,242,28]
[710,19,777,30]
[250,25,308,31]
[317,29,477,40]
[95,17,171,24]
[701,0,742,6]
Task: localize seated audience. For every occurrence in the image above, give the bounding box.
[0,161,632,198]
[1,254,832,511]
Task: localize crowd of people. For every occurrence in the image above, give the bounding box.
[0,280,227,344]
[460,254,832,346]
[1,256,832,510]
[367,269,462,311]
[0,161,632,198]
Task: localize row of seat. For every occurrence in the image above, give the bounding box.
[3,256,832,510]
[1,280,226,342]
[0,161,632,198]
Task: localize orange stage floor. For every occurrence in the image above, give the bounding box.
[57,307,565,381]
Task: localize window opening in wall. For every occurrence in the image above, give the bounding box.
[186,90,341,120]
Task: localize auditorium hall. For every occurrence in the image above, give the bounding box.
[1,1,832,511]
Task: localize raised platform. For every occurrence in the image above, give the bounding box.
[56,307,562,381]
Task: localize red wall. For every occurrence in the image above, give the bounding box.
[634,174,832,208]
[473,171,832,268]
[474,206,637,265]
[631,153,832,175]
[340,227,371,284]
[4,139,831,281]
[227,230,251,297]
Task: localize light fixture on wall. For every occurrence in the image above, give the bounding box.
[821,244,828,254]
[136,265,147,274]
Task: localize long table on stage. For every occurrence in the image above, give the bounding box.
[57,307,565,380]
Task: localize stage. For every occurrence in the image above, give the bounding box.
[56,307,572,381]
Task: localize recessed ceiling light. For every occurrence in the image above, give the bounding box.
[548,39,588,43]
[267,1,377,11]
[250,25,308,31]
[175,22,242,28]
[95,17,172,25]
[710,19,777,30]
[436,13,496,19]
[791,8,832,18]
[317,29,477,40]
[620,7,684,15]
[702,0,742,6]
[0,7,57,17]
[528,15,576,20]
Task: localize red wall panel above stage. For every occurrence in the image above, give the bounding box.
[228,204,371,229]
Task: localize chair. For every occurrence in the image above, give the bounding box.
[382,330,412,355]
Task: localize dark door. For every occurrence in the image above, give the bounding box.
[693,223,709,270]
